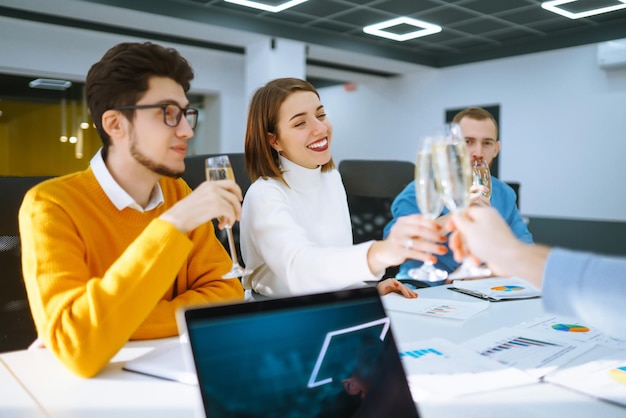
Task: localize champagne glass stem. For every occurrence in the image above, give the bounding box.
[224,226,241,268]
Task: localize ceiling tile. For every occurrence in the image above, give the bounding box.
[10,0,626,69]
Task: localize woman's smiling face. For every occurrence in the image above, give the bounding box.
[270,90,332,169]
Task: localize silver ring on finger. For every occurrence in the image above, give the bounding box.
[405,238,413,250]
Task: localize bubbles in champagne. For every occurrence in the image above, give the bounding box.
[432,139,471,211]
[205,166,235,181]
[415,150,443,219]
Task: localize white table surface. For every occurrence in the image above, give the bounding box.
[1,338,202,418]
[0,357,46,417]
[1,284,625,418]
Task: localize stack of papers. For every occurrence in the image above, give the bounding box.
[544,346,626,408]
[449,277,541,301]
[398,337,537,401]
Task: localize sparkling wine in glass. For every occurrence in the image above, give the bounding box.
[472,159,492,199]
[432,123,472,212]
[407,136,448,284]
[432,124,489,278]
[205,155,253,279]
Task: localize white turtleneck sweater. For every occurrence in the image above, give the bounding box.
[240,156,380,296]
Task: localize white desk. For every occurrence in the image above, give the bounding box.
[1,339,202,418]
[0,357,46,417]
[1,285,625,418]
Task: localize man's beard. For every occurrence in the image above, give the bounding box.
[129,135,184,178]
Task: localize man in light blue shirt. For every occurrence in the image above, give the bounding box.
[384,107,533,282]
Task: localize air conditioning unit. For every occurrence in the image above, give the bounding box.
[598,38,626,70]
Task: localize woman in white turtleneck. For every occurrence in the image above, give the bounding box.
[240,78,447,298]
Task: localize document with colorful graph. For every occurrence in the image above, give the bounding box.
[449,277,541,301]
[519,315,626,349]
[398,337,537,401]
[462,327,595,378]
[544,346,626,407]
[382,294,489,320]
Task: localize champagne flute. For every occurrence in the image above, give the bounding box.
[407,136,448,284]
[432,123,488,278]
[205,155,253,279]
[472,159,492,199]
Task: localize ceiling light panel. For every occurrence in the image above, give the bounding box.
[224,0,308,13]
[28,78,72,91]
[363,17,442,42]
[541,0,626,19]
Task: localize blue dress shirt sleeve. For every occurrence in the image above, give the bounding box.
[543,247,626,340]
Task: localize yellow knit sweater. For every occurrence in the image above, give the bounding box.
[19,168,244,377]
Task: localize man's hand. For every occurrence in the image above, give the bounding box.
[468,184,491,207]
[160,179,243,233]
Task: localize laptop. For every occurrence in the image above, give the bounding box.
[178,286,420,418]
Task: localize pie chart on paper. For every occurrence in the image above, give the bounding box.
[491,285,524,292]
[551,324,590,333]
[609,366,626,385]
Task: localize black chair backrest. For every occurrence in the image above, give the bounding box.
[182,153,249,268]
[339,159,415,200]
[338,160,414,279]
[0,175,53,352]
[338,159,415,244]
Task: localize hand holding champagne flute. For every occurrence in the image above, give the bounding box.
[472,159,492,199]
[206,155,253,279]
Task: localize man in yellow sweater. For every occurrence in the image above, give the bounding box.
[18,42,244,378]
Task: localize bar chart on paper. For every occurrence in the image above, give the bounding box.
[477,336,560,363]
[398,338,536,401]
[382,295,488,320]
[463,327,595,378]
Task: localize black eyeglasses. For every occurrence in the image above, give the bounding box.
[112,103,199,129]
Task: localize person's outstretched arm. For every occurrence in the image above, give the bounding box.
[448,207,549,287]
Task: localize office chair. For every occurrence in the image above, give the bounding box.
[0,176,52,352]
[505,181,520,208]
[338,159,424,284]
[182,153,250,267]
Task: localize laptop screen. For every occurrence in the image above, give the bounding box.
[182,287,420,418]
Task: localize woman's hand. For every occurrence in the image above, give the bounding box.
[376,278,418,299]
[367,214,447,275]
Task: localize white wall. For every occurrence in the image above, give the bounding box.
[322,45,626,222]
[2,14,625,222]
[0,16,248,155]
